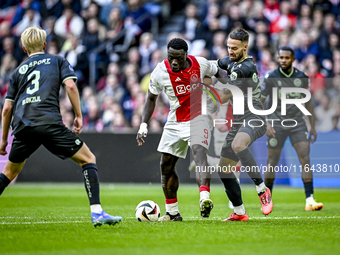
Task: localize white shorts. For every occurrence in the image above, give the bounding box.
[157,115,213,158]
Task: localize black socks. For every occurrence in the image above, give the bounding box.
[82,163,100,205]
[236,148,263,186]
[219,172,243,206]
[266,183,274,194]
[304,181,313,198]
[0,173,11,196]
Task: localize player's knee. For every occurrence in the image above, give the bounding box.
[191,145,207,162]
[268,155,280,166]
[231,141,246,154]
[82,152,96,165]
[299,154,310,165]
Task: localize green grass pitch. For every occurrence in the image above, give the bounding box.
[1,183,339,255]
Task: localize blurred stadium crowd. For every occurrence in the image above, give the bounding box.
[1,0,340,133]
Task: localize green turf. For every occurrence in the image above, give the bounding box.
[1,183,339,255]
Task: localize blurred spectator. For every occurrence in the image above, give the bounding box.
[81,2,101,22]
[295,32,320,62]
[96,62,123,91]
[110,112,129,132]
[43,16,64,51]
[180,3,201,42]
[130,113,142,129]
[83,96,104,132]
[40,0,63,19]
[14,8,41,36]
[149,118,163,133]
[315,93,335,132]
[124,0,151,37]
[306,60,326,94]
[269,1,297,36]
[138,32,158,77]
[100,0,127,25]
[54,7,84,39]
[208,31,227,60]
[0,36,24,64]
[46,43,58,54]
[0,54,17,97]
[59,33,89,88]
[257,48,273,78]
[106,7,124,40]
[82,18,107,52]
[97,74,125,104]
[61,0,82,15]
[263,0,280,22]
[11,0,41,27]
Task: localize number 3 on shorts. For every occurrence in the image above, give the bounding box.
[27,70,40,95]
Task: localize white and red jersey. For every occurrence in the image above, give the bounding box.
[149,55,218,122]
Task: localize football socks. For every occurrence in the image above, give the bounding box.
[266,183,274,194]
[199,185,210,201]
[236,148,263,186]
[82,163,100,205]
[165,198,179,215]
[219,172,243,207]
[0,173,10,195]
[304,181,314,199]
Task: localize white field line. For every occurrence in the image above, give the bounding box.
[1,216,339,225]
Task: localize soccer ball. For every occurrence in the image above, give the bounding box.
[135,200,161,222]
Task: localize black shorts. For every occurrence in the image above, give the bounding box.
[9,124,84,163]
[221,115,267,162]
[267,120,309,149]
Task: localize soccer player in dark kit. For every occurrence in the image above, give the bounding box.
[0,27,122,226]
[261,46,323,211]
[215,28,273,221]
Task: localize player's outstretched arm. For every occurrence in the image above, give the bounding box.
[214,67,233,104]
[0,100,13,155]
[64,78,83,134]
[136,91,158,146]
[305,97,317,143]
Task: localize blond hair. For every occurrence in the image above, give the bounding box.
[20,27,46,54]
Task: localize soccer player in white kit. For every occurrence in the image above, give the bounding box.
[136,38,229,220]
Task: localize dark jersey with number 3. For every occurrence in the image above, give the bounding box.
[217,56,262,121]
[6,52,77,135]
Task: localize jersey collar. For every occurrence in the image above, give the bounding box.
[236,55,252,63]
[279,67,294,77]
[29,52,45,58]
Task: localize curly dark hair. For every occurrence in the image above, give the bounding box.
[167,38,188,52]
[278,46,295,57]
[229,28,249,43]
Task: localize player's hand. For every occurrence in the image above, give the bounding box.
[136,122,148,146]
[310,127,317,143]
[266,121,276,138]
[0,140,8,156]
[73,116,83,135]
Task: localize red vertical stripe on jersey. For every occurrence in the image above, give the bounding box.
[164,55,202,122]
[225,101,234,131]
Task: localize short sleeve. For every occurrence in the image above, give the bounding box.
[228,68,245,89]
[5,73,18,101]
[261,73,271,98]
[217,57,229,70]
[59,57,77,84]
[197,57,218,77]
[148,67,163,95]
